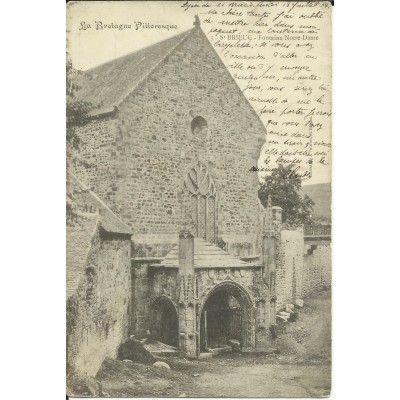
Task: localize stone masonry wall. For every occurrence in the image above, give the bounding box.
[67,230,131,379]
[131,264,275,350]
[72,117,119,207]
[130,263,151,337]
[74,28,266,244]
[275,230,304,311]
[302,244,331,296]
[276,230,331,311]
[195,267,273,350]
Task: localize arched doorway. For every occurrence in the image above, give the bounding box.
[151,297,179,347]
[200,282,253,352]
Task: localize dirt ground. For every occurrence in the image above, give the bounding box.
[93,290,331,398]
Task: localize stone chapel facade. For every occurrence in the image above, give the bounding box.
[68,18,331,371]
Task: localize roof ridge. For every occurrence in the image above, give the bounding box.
[79,28,195,116]
[85,28,192,74]
[113,28,194,111]
[74,24,267,136]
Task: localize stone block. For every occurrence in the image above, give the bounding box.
[206,346,232,356]
[285,304,295,312]
[153,361,171,370]
[199,352,213,359]
[294,299,304,308]
[227,339,241,349]
[279,311,291,317]
[276,314,289,323]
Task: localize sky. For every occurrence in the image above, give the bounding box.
[67,1,197,71]
[67,1,332,186]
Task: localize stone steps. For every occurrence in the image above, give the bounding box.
[199,352,213,359]
[206,345,232,356]
[143,341,181,357]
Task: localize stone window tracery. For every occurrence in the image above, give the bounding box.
[183,162,216,243]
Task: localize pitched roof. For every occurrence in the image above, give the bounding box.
[73,23,267,136]
[151,237,258,269]
[67,173,133,235]
[74,29,193,115]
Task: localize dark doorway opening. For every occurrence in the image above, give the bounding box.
[151,298,179,347]
[200,285,250,352]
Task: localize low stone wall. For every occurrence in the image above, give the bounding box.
[275,230,331,310]
[67,231,131,378]
[130,229,331,354]
[302,245,331,296]
[275,230,303,311]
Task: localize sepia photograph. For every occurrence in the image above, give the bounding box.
[66,1,332,397]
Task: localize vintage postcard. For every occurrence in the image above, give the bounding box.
[66,0,332,397]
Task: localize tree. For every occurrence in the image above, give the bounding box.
[66,53,96,169]
[66,54,97,224]
[258,164,315,227]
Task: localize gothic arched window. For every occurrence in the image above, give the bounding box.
[183,162,217,243]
